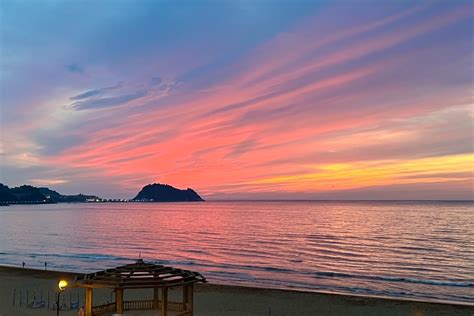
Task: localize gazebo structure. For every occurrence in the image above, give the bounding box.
[74,259,206,316]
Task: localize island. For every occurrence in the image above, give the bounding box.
[0,182,204,205]
[132,183,204,202]
[0,183,102,205]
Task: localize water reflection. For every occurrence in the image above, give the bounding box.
[0,201,473,303]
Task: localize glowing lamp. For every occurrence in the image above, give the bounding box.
[58,280,68,291]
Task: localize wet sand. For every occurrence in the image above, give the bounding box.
[0,266,472,316]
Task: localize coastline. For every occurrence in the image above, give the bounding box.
[0,265,472,316]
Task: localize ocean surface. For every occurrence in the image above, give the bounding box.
[0,201,473,303]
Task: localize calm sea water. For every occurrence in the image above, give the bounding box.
[0,201,473,303]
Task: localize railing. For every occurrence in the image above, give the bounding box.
[92,302,115,315]
[92,300,186,314]
[124,299,153,310]
[167,301,186,312]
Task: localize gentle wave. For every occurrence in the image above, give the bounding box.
[1,201,473,304]
[314,272,474,287]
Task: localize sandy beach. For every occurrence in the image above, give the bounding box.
[0,266,472,316]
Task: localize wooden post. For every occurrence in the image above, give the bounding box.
[153,288,159,309]
[115,288,124,313]
[12,288,16,306]
[183,284,189,309]
[161,287,168,316]
[85,288,92,316]
[188,284,194,316]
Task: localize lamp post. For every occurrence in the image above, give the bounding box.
[57,280,68,316]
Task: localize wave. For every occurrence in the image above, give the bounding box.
[5,252,473,290]
[147,259,473,290]
[314,272,474,287]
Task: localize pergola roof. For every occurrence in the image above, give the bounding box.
[74,259,206,289]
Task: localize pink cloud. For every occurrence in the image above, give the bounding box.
[8,2,472,198]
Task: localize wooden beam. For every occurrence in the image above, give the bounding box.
[153,288,159,309]
[73,283,112,289]
[183,284,189,308]
[85,287,92,316]
[116,288,124,313]
[77,276,198,287]
[189,284,194,316]
[161,287,168,316]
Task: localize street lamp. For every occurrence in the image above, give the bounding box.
[57,280,68,316]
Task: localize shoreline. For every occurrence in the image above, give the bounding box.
[0,265,473,316]
[2,200,473,206]
[1,265,473,308]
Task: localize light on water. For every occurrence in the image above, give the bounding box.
[0,201,473,303]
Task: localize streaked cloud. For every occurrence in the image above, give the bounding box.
[1,0,472,199]
[30,179,69,185]
[70,89,102,101]
[67,78,179,110]
[70,91,148,110]
[249,154,474,190]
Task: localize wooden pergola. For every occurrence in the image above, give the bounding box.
[74,259,206,316]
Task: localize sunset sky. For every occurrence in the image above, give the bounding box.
[1,0,473,200]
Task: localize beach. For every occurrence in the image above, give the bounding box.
[2,0,474,314]
[0,266,472,316]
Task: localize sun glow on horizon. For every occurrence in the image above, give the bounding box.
[250,154,474,191]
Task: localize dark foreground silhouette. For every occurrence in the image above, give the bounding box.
[0,182,204,204]
[132,183,204,202]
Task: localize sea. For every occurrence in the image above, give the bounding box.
[0,201,472,304]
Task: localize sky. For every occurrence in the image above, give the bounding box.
[0,0,473,200]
